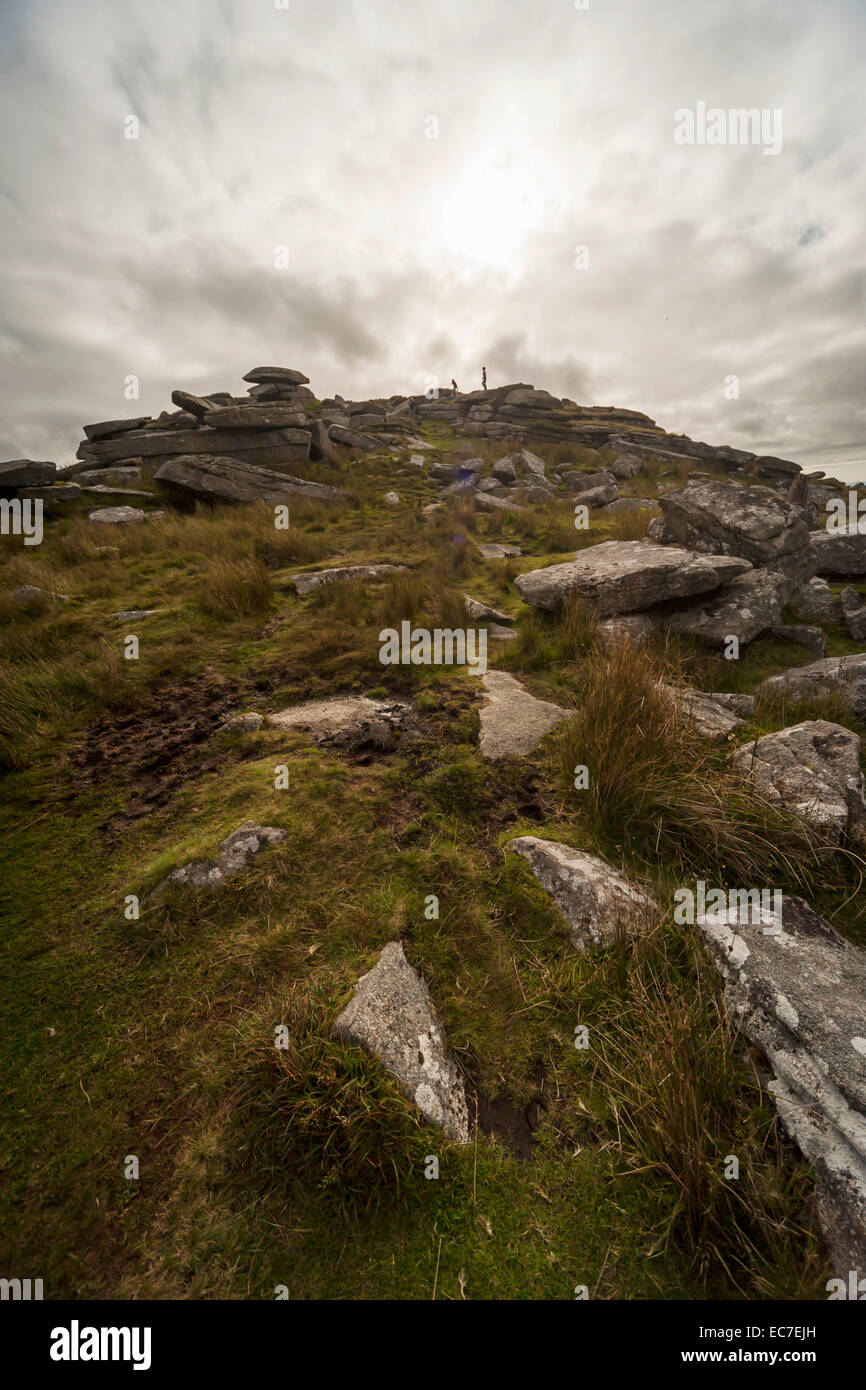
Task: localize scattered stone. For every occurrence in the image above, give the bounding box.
[152,821,285,895]
[72,465,142,486]
[8,585,69,605]
[793,577,839,623]
[508,837,654,952]
[268,695,414,752]
[88,506,150,525]
[841,588,866,643]
[771,624,827,658]
[610,453,643,480]
[154,455,348,505]
[463,594,512,623]
[476,542,522,559]
[477,671,568,759]
[759,654,866,719]
[221,712,264,733]
[730,720,865,842]
[659,685,745,739]
[487,622,518,642]
[383,491,400,506]
[492,455,518,483]
[572,482,619,508]
[328,424,379,451]
[332,941,469,1141]
[288,564,407,597]
[170,390,215,420]
[409,454,425,469]
[515,540,750,616]
[697,895,866,1275]
[475,492,532,517]
[111,609,162,622]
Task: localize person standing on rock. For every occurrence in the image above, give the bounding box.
[482,367,487,389]
[451,378,458,394]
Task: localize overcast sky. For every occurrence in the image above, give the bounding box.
[1,0,864,478]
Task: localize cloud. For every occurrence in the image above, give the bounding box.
[0,0,863,477]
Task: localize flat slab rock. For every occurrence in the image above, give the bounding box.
[332,941,469,1141]
[475,542,522,559]
[697,896,866,1273]
[515,540,750,616]
[730,720,866,843]
[153,821,285,895]
[268,695,415,751]
[155,454,347,505]
[88,505,160,525]
[288,564,407,597]
[463,593,512,623]
[662,568,788,647]
[477,671,568,759]
[508,837,654,952]
[759,653,866,720]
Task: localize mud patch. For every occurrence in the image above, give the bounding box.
[476,1093,542,1160]
[70,669,244,827]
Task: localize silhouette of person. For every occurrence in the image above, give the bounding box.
[482,367,487,389]
[451,378,458,393]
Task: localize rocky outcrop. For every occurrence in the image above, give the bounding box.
[662,569,788,647]
[811,525,866,577]
[0,459,56,489]
[759,654,866,719]
[659,685,745,739]
[730,721,866,843]
[333,941,469,1141]
[792,577,839,623]
[508,837,654,951]
[515,540,749,616]
[651,481,815,586]
[698,896,866,1276]
[154,455,348,505]
[477,672,569,759]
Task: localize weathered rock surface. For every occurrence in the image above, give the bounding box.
[333,940,469,1141]
[154,455,348,505]
[515,540,749,616]
[242,366,310,386]
[220,712,264,732]
[572,481,619,509]
[793,577,839,623]
[653,481,815,585]
[77,425,311,465]
[597,614,655,651]
[203,405,307,430]
[771,624,827,659]
[759,654,866,719]
[475,542,521,559]
[153,821,285,895]
[73,465,142,487]
[730,721,866,842]
[82,418,150,441]
[508,837,654,951]
[841,588,866,642]
[662,569,788,647]
[477,672,569,759]
[287,564,407,596]
[463,594,512,623]
[0,459,56,488]
[8,585,69,605]
[659,685,745,739]
[698,895,866,1275]
[811,525,866,577]
[87,505,151,525]
[328,423,379,451]
[268,695,415,751]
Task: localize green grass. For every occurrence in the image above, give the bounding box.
[0,432,853,1299]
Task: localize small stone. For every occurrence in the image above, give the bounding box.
[508,837,654,952]
[478,671,569,759]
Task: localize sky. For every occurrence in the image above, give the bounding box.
[1,0,864,479]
